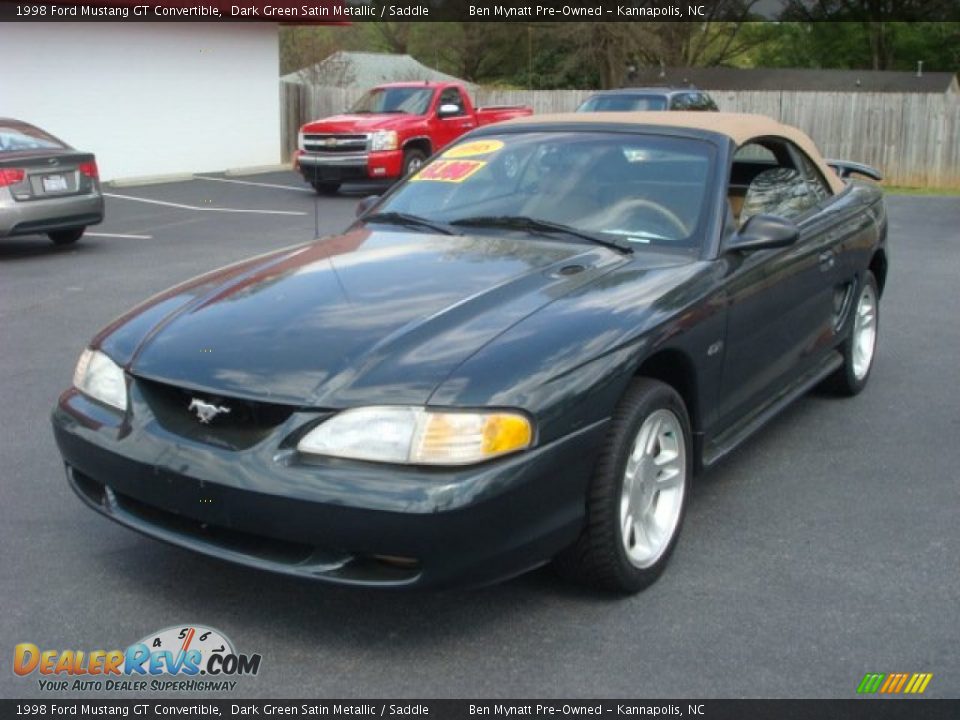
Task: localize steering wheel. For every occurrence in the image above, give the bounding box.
[609,198,690,237]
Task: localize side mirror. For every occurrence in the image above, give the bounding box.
[356,195,380,218]
[437,104,461,118]
[728,214,799,252]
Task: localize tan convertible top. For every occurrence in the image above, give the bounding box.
[499,111,845,194]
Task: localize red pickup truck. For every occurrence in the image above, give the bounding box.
[293,82,533,194]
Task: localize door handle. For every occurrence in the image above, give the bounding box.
[818,251,835,271]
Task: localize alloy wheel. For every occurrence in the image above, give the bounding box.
[852,283,878,380]
[619,409,687,569]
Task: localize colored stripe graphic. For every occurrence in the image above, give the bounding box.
[858,672,932,694]
[904,673,934,694]
[880,674,898,693]
[889,674,903,693]
[857,673,885,693]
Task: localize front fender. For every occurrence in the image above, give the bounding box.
[428,260,726,444]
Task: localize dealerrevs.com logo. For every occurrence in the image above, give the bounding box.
[13,625,262,692]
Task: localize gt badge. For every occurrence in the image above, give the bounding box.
[188,398,231,424]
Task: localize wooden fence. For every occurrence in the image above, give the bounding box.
[281,82,960,188]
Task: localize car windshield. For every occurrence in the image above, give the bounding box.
[577,95,669,112]
[0,124,65,153]
[375,132,714,251]
[349,87,433,115]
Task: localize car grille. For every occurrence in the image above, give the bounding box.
[303,134,369,153]
[134,377,299,451]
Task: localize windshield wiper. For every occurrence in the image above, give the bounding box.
[363,212,460,236]
[450,215,633,254]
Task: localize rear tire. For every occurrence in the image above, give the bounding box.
[311,181,340,195]
[402,149,427,177]
[48,228,84,245]
[823,271,879,396]
[555,378,692,594]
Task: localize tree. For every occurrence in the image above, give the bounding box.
[371,23,413,55]
[750,19,960,71]
[545,24,654,88]
[631,2,770,68]
[412,23,526,83]
[279,26,369,76]
[781,0,959,70]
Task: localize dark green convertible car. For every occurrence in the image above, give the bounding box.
[53,113,887,593]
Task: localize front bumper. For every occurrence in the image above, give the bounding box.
[52,387,605,589]
[0,188,104,238]
[294,150,403,184]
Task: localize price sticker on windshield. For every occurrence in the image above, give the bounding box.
[412,159,486,183]
[442,140,505,159]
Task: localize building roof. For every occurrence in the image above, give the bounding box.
[281,51,474,89]
[498,111,846,193]
[627,66,959,94]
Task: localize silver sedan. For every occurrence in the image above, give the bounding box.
[0,119,104,245]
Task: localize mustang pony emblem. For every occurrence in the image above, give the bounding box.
[188,398,231,424]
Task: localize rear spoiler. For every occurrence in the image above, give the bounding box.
[826,159,883,182]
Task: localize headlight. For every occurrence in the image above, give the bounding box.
[370,130,398,152]
[297,406,533,466]
[297,130,305,152]
[73,348,127,411]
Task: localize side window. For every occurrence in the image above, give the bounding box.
[699,94,719,111]
[793,149,832,202]
[438,88,465,116]
[670,93,696,110]
[734,144,776,163]
[734,140,820,225]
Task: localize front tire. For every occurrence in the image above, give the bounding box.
[402,148,427,177]
[48,228,84,245]
[556,378,692,593]
[824,271,879,396]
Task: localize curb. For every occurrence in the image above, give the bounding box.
[106,173,195,188]
[224,164,293,177]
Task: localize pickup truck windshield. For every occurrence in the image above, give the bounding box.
[577,95,669,112]
[350,87,434,115]
[377,132,714,251]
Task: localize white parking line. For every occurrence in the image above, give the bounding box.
[86,232,153,239]
[195,175,314,194]
[104,193,307,216]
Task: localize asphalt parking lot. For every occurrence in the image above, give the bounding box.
[1,174,957,699]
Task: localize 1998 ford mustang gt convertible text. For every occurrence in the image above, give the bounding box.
[53,113,888,593]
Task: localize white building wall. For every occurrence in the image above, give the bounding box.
[0,23,280,181]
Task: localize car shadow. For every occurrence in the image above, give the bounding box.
[337,182,393,198]
[95,527,631,651]
[690,391,829,491]
[0,236,93,261]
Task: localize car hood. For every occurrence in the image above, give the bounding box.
[303,114,418,134]
[100,228,647,408]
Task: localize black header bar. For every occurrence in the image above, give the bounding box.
[3,700,960,719]
[2,0,959,22]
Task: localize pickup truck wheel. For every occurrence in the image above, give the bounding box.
[311,181,340,195]
[402,149,427,177]
[824,271,879,396]
[555,378,691,594]
[48,228,85,245]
